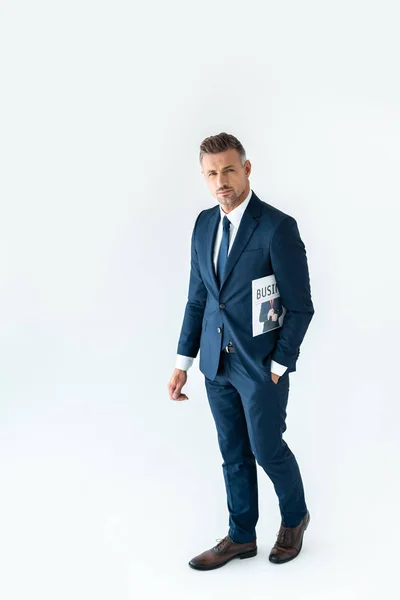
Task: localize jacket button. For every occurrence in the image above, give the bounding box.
[219,303,225,309]
[217,327,221,333]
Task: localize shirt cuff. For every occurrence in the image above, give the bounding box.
[270,359,288,376]
[175,354,194,371]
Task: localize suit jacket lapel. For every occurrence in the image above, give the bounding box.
[205,208,220,292]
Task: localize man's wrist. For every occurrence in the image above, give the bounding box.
[175,354,194,371]
[270,359,288,376]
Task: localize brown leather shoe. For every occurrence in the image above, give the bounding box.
[188,535,257,570]
[269,511,310,564]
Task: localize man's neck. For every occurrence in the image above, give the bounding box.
[221,187,250,214]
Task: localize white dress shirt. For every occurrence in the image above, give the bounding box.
[175,188,288,376]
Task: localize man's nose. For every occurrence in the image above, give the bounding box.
[217,177,228,189]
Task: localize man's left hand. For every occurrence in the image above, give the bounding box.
[271,372,280,384]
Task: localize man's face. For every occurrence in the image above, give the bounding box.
[201,148,251,212]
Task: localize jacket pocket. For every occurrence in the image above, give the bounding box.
[242,246,264,253]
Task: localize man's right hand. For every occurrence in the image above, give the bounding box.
[168,368,189,401]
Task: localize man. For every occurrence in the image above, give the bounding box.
[167,132,315,571]
[259,296,284,333]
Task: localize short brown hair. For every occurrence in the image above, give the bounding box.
[199,132,247,166]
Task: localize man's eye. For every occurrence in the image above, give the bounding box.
[208,170,233,176]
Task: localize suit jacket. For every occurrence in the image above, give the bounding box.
[176,190,315,382]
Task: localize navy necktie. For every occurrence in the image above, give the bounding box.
[216,215,230,287]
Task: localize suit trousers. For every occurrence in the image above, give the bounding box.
[204,349,308,543]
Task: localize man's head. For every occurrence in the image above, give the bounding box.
[199,132,252,213]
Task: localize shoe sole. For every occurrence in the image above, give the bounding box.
[188,547,257,571]
[268,512,310,565]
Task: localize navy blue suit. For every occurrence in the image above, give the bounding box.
[176,190,314,539]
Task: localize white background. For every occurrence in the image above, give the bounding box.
[1,1,399,599]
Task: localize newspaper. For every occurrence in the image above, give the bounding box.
[252,273,286,337]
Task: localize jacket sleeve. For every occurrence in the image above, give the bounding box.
[270,215,314,368]
[176,210,207,358]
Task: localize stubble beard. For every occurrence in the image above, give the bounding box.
[218,190,240,211]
